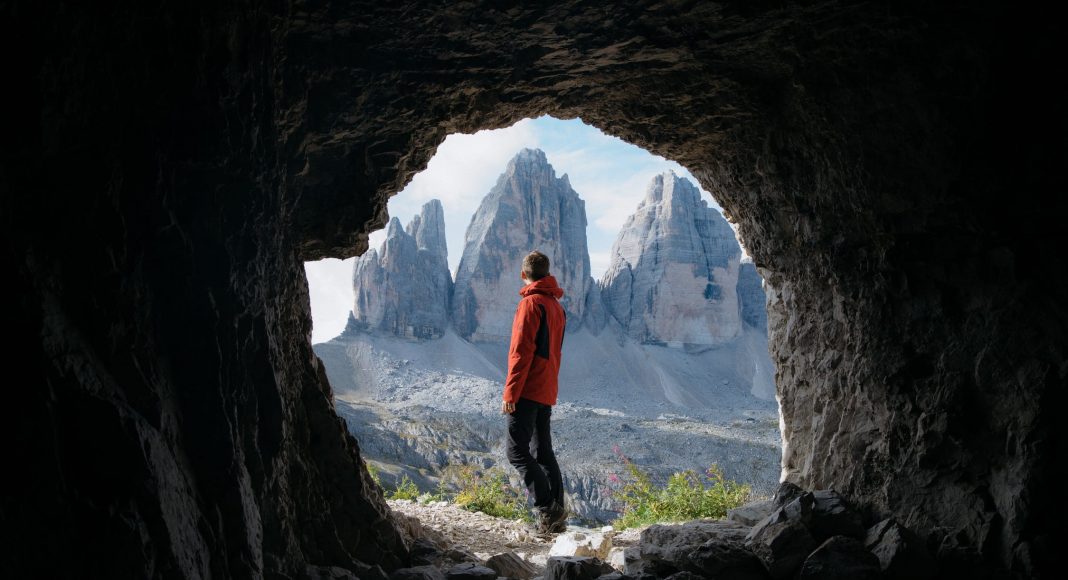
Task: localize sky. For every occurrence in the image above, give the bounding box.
[304,116,728,343]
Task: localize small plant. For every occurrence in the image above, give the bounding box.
[608,446,750,530]
[366,462,383,488]
[388,474,421,501]
[418,479,452,504]
[448,465,532,522]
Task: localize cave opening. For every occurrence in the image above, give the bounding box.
[6,1,1062,577]
[304,115,782,525]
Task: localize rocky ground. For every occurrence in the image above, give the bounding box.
[388,499,642,569]
[382,483,933,579]
[318,329,782,522]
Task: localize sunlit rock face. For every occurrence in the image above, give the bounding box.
[737,260,768,332]
[601,173,743,346]
[452,149,592,341]
[351,200,451,339]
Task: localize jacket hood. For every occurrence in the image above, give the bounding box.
[520,275,564,299]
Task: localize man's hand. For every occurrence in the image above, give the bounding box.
[502,400,516,414]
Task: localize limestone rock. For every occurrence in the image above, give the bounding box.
[796,536,881,580]
[639,520,750,567]
[685,540,769,579]
[772,482,804,507]
[737,260,767,331]
[600,172,743,346]
[351,200,452,339]
[549,530,613,560]
[452,149,592,340]
[864,519,935,579]
[444,562,498,580]
[744,519,817,580]
[545,556,615,580]
[746,492,815,543]
[728,499,776,527]
[485,552,538,579]
[389,565,447,580]
[808,490,864,540]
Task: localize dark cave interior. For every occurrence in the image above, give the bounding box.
[1,1,1064,578]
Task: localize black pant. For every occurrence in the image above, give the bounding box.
[506,397,563,514]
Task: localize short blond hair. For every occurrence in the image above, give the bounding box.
[522,251,550,281]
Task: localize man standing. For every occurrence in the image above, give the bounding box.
[502,250,568,534]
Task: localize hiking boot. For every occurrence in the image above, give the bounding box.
[536,502,568,534]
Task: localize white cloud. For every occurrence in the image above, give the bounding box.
[304,258,355,343]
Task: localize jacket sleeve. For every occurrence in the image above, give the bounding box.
[503,298,539,403]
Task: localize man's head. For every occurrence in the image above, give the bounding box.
[521,250,550,283]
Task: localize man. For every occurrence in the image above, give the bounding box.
[502,250,568,534]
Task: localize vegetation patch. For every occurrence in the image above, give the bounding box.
[608,447,750,530]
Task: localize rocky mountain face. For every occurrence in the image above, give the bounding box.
[600,172,747,346]
[452,149,593,341]
[351,200,452,339]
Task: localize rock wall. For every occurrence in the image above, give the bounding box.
[351,200,452,339]
[4,1,1063,578]
[452,149,592,341]
[600,172,744,346]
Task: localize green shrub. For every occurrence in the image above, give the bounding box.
[448,465,532,522]
[388,474,421,501]
[366,462,382,488]
[610,459,750,530]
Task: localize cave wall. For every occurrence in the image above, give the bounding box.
[2,0,1063,578]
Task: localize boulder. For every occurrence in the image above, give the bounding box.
[550,530,613,559]
[606,547,637,570]
[686,539,770,579]
[545,556,616,580]
[389,566,447,580]
[409,538,445,567]
[808,490,864,540]
[864,519,935,579]
[728,499,776,527]
[796,536,881,580]
[444,562,498,580]
[639,520,750,564]
[303,565,361,580]
[745,493,814,544]
[485,552,538,579]
[772,482,804,507]
[745,518,817,580]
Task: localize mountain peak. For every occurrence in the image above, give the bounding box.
[407,199,448,260]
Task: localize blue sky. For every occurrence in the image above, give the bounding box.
[304,116,729,343]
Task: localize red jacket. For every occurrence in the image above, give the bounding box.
[503,275,566,406]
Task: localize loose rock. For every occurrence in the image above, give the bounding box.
[796,536,881,580]
[390,566,447,580]
[728,500,776,527]
[864,519,935,579]
[686,540,770,579]
[550,530,613,560]
[545,556,616,580]
[485,552,539,579]
[808,490,864,540]
[745,519,817,580]
[444,562,498,580]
